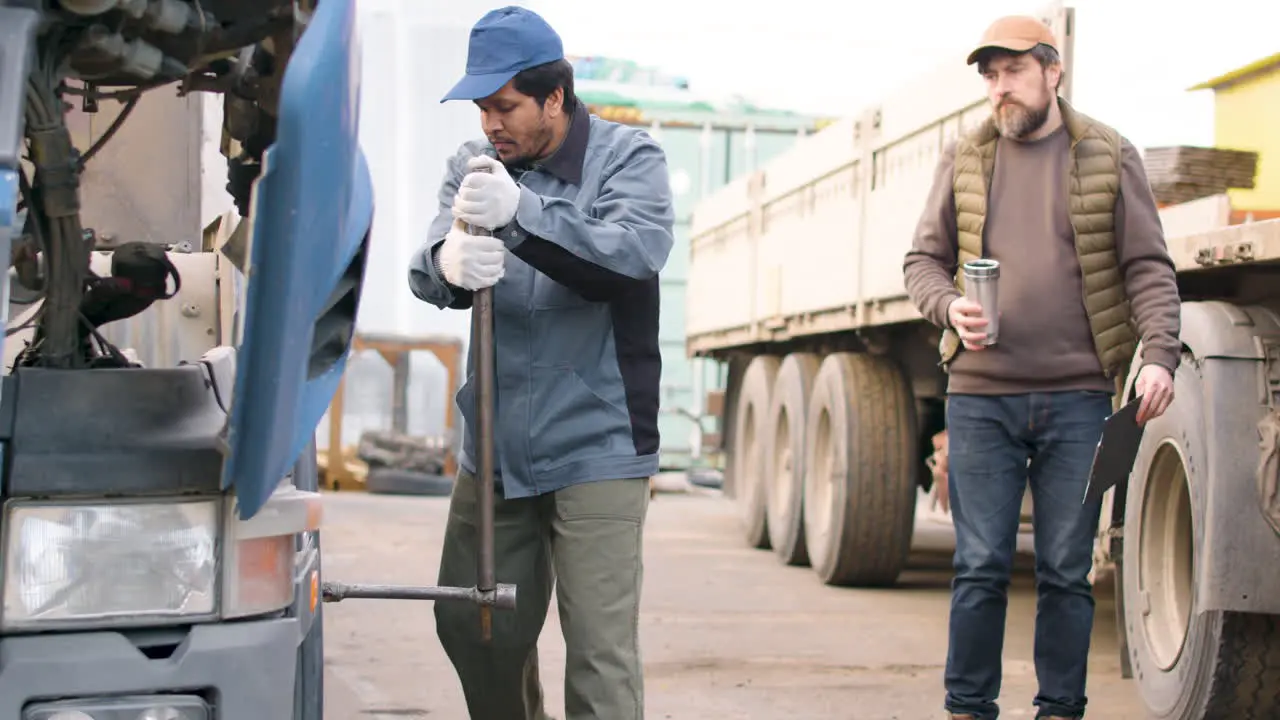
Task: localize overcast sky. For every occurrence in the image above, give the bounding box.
[524,0,1280,152]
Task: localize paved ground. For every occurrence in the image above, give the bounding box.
[320,487,1145,720]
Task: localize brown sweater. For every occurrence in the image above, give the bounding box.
[903,123,1182,395]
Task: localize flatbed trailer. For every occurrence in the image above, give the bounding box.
[682,2,1280,715]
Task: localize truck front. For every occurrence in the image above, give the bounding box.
[0,0,372,718]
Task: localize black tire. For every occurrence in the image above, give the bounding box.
[732,355,780,549]
[366,468,454,496]
[802,352,918,587]
[720,355,750,500]
[1123,357,1280,718]
[764,352,820,566]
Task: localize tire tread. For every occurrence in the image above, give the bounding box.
[1204,612,1280,719]
[826,353,917,587]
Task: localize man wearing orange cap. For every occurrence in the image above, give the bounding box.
[903,15,1182,720]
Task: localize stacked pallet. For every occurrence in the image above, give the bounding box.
[1143,145,1258,206]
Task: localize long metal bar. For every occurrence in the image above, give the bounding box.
[473,282,497,641]
[321,172,513,627]
[321,581,516,609]
[466,186,498,641]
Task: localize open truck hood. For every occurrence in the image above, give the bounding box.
[222,0,374,519]
[0,8,38,341]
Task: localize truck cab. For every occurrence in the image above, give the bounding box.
[0,0,371,716]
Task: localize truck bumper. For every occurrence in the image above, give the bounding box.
[0,617,300,719]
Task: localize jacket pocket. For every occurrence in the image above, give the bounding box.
[527,365,631,471]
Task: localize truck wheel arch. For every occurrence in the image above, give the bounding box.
[1119,300,1280,412]
[1120,300,1280,615]
[1117,300,1280,716]
[1121,352,1280,716]
[1168,300,1278,365]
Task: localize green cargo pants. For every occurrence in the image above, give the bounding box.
[434,470,650,720]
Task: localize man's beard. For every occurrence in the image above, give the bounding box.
[994,94,1051,139]
[491,117,553,169]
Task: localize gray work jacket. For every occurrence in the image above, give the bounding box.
[408,102,675,498]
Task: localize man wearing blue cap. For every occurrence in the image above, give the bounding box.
[407,6,674,719]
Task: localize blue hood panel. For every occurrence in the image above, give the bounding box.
[0,9,40,407]
[222,0,374,519]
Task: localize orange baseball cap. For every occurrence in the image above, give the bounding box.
[967,15,1058,65]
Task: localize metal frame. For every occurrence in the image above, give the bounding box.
[322,332,463,488]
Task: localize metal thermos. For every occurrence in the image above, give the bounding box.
[963,259,1000,346]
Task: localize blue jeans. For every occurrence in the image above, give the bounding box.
[943,391,1110,720]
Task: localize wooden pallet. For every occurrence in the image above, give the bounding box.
[1144,145,1258,206]
[316,445,369,491]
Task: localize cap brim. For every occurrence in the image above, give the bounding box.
[966,38,1038,65]
[439,71,517,103]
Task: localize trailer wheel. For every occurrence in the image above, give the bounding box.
[720,355,751,500]
[802,352,917,586]
[1124,361,1280,717]
[733,355,780,549]
[764,352,820,566]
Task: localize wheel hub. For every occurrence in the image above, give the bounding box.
[1138,441,1195,671]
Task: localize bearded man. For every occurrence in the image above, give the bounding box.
[902,15,1182,720]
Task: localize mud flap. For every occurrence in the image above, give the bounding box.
[1256,410,1280,535]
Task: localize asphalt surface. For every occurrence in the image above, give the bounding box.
[320,487,1145,719]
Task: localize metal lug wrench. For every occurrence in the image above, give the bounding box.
[321,161,514,642]
[466,205,500,641]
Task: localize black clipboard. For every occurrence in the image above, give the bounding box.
[1083,395,1146,505]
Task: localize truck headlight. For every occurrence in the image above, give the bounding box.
[2,499,218,629]
[24,694,210,720]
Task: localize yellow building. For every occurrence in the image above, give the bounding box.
[1190,51,1280,216]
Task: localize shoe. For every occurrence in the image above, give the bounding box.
[949,715,977,720]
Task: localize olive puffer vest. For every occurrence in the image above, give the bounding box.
[938,97,1137,378]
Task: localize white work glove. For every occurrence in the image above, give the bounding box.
[436,221,505,291]
[452,155,520,231]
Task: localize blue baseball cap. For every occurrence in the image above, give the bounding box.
[440,6,565,103]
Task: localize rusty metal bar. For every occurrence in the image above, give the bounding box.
[465,173,499,641]
[473,281,497,641]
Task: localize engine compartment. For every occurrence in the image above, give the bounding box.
[0,0,305,370]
